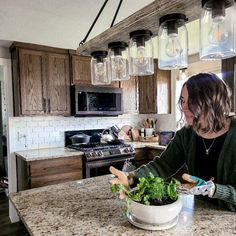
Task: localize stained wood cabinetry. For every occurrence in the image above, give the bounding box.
[17,155,83,190]
[69,50,119,87]
[10,42,71,116]
[138,60,171,114]
[120,76,138,113]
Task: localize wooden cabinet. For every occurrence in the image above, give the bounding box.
[138,60,171,114]
[71,54,92,85]
[17,155,83,190]
[10,42,71,116]
[69,50,119,87]
[120,76,138,113]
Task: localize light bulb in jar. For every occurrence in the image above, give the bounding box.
[113,55,125,73]
[134,46,148,67]
[208,15,228,45]
[165,33,183,57]
[95,62,104,78]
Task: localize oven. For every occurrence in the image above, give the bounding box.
[65,130,135,178]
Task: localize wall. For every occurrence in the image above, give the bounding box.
[9,111,176,152]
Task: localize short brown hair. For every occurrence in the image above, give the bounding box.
[178,73,231,133]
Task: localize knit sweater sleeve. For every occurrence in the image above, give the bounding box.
[213,184,236,211]
[133,129,186,184]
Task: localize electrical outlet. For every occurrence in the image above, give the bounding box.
[17,132,27,141]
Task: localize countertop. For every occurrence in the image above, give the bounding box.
[9,175,236,236]
[15,147,84,161]
[15,142,165,162]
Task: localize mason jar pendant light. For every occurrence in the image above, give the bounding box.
[108,42,129,81]
[158,14,188,70]
[91,51,111,85]
[128,30,154,76]
[200,0,236,60]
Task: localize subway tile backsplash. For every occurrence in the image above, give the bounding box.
[9,114,149,151]
[9,113,175,152]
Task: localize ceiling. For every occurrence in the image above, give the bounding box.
[0,0,199,55]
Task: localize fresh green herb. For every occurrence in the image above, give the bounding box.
[111,173,180,208]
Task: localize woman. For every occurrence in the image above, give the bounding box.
[110,73,236,212]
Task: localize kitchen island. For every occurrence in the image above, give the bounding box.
[9,175,236,236]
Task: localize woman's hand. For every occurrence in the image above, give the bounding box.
[178,173,215,197]
[109,166,135,199]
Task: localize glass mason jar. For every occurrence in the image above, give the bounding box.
[200,0,236,60]
[128,30,154,76]
[108,41,129,81]
[158,13,188,70]
[91,51,110,85]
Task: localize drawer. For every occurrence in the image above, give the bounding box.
[30,156,82,177]
[30,171,82,188]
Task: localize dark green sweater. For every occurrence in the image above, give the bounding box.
[134,117,236,212]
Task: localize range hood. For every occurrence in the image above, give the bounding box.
[77,0,202,56]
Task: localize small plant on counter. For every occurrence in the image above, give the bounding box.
[111,172,180,214]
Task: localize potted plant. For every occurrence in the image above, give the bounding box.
[111,172,182,230]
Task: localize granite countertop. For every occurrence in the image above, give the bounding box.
[128,141,166,150]
[9,175,236,236]
[15,142,165,162]
[15,147,84,162]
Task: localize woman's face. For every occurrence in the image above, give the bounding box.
[180,85,195,125]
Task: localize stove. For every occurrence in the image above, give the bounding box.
[68,142,134,160]
[65,130,135,178]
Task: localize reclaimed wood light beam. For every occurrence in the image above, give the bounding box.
[77,0,201,56]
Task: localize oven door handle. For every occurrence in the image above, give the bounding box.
[86,155,134,168]
[86,153,135,162]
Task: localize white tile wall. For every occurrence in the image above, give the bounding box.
[9,113,176,152]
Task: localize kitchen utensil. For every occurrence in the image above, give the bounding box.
[69,133,91,144]
[106,139,124,145]
[145,128,154,137]
[101,129,114,142]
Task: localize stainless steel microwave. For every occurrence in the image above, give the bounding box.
[71,85,123,116]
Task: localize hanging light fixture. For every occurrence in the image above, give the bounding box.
[200,0,236,60]
[108,42,129,81]
[178,67,188,80]
[128,30,154,76]
[91,51,111,85]
[158,14,188,70]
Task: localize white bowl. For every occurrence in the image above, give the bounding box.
[128,196,182,225]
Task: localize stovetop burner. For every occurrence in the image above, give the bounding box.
[67,142,130,152]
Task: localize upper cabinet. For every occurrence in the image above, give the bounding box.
[138,60,171,114]
[69,50,119,87]
[70,52,92,85]
[10,42,70,116]
[120,76,138,114]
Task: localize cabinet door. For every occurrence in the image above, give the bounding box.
[120,76,138,113]
[138,74,157,114]
[71,55,92,85]
[138,61,171,114]
[46,53,71,116]
[156,64,171,114]
[19,49,46,115]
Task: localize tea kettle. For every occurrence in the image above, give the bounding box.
[101,129,114,143]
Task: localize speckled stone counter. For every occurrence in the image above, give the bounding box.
[128,141,166,150]
[15,147,84,161]
[9,175,236,236]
